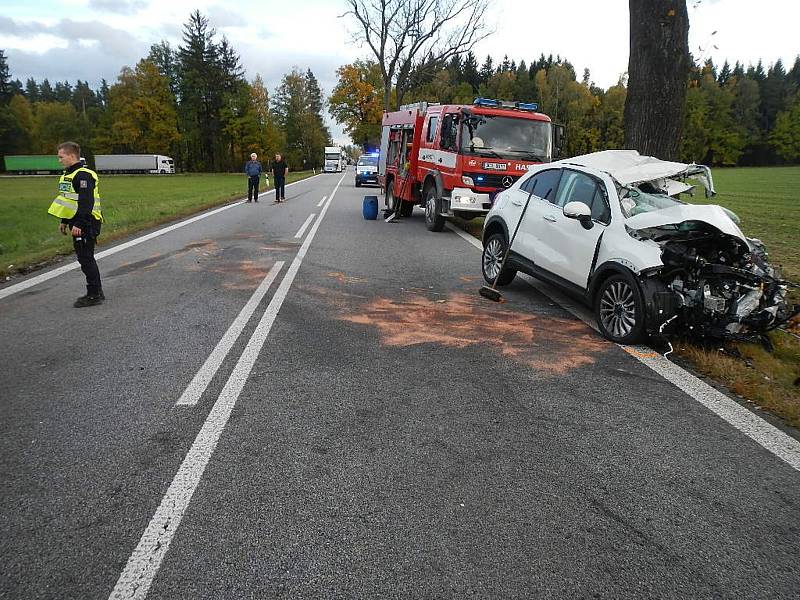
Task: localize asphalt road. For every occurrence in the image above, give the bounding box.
[1,171,799,599]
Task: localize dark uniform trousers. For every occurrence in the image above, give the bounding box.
[74,219,102,295]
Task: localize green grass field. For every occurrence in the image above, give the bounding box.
[696,166,800,284]
[0,171,315,276]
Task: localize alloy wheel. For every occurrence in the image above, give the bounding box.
[599,280,637,339]
[483,238,504,281]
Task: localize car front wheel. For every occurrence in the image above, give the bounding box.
[481,233,516,286]
[594,272,646,344]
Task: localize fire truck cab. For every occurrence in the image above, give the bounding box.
[378,98,563,231]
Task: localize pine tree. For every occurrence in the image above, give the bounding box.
[462,51,480,92]
[178,10,221,170]
[718,60,732,86]
[0,49,12,104]
[99,79,110,107]
[24,78,39,102]
[478,55,494,86]
[54,81,73,104]
[39,79,54,102]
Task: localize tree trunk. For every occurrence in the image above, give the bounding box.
[624,0,690,160]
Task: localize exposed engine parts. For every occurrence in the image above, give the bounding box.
[635,222,798,343]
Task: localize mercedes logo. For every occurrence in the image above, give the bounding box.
[501,176,513,188]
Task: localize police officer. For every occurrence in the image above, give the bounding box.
[47,141,105,307]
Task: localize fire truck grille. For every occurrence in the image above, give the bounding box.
[464,173,520,189]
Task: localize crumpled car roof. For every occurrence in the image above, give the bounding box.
[558,150,712,190]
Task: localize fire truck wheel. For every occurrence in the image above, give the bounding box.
[399,200,414,217]
[424,188,446,232]
[386,185,399,212]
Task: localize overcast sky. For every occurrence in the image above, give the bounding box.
[2,0,798,145]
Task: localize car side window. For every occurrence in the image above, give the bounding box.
[525,169,561,201]
[554,170,611,224]
[426,117,438,143]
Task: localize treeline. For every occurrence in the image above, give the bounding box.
[0,11,331,172]
[332,51,800,166]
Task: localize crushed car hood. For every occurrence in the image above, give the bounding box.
[559,150,716,197]
[626,204,750,246]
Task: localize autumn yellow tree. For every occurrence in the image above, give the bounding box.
[328,60,384,149]
[108,59,181,154]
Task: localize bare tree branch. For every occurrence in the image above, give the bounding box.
[341,0,494,110]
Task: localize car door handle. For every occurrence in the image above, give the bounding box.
[543,214,557,222]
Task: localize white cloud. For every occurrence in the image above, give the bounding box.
[87,0,147,15]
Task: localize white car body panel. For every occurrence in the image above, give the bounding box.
[625,204,749,246]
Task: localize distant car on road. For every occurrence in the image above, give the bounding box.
[355,154,379,187]
[481,150,794,344]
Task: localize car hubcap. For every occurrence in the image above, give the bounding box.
[425,195,434,222]
[483,238,504,280]
[599,281,636,339]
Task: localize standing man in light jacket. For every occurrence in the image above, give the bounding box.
[244,153,262,202]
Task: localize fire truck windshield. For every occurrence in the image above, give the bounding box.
[461,115,551,162]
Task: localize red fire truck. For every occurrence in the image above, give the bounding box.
[377,98,564,231]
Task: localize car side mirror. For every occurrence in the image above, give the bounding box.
[563,201,593,229]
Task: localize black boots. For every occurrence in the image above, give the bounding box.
[74,289,105,308]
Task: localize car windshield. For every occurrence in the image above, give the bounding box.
[358,157,378,167]
[460,115,551,161]
[325,153,340,160]
[617,185,684,218]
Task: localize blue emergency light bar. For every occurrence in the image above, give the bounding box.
[473,98,538,112]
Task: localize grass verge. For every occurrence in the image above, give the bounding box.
[0,171,315,278]
[454,166,800,429]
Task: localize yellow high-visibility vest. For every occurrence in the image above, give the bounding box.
[47,166,104,223]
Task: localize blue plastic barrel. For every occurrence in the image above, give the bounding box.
[362,195,378,220]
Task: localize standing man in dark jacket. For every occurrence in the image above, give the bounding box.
[271,153,288,202]
[47,141,104,307]
[244,152,262,202]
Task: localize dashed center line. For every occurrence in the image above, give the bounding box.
[294,213,316,239]
[108,171,346,600]
[175,261,285,407]
[317,195,327,207]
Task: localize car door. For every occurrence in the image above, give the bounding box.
[532,168,610,289]
[511,168,562,263]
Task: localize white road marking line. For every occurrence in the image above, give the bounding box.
[175,261,284,407]
[0,175,321,301]
[294,214,316,239]
[317,195,327,207]
[447,222,800,473]
[108,171,347,600]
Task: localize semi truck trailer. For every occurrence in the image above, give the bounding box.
[3,155,65,174]
[94,154,175,174]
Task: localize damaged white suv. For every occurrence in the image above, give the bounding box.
[481,150,796,344]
